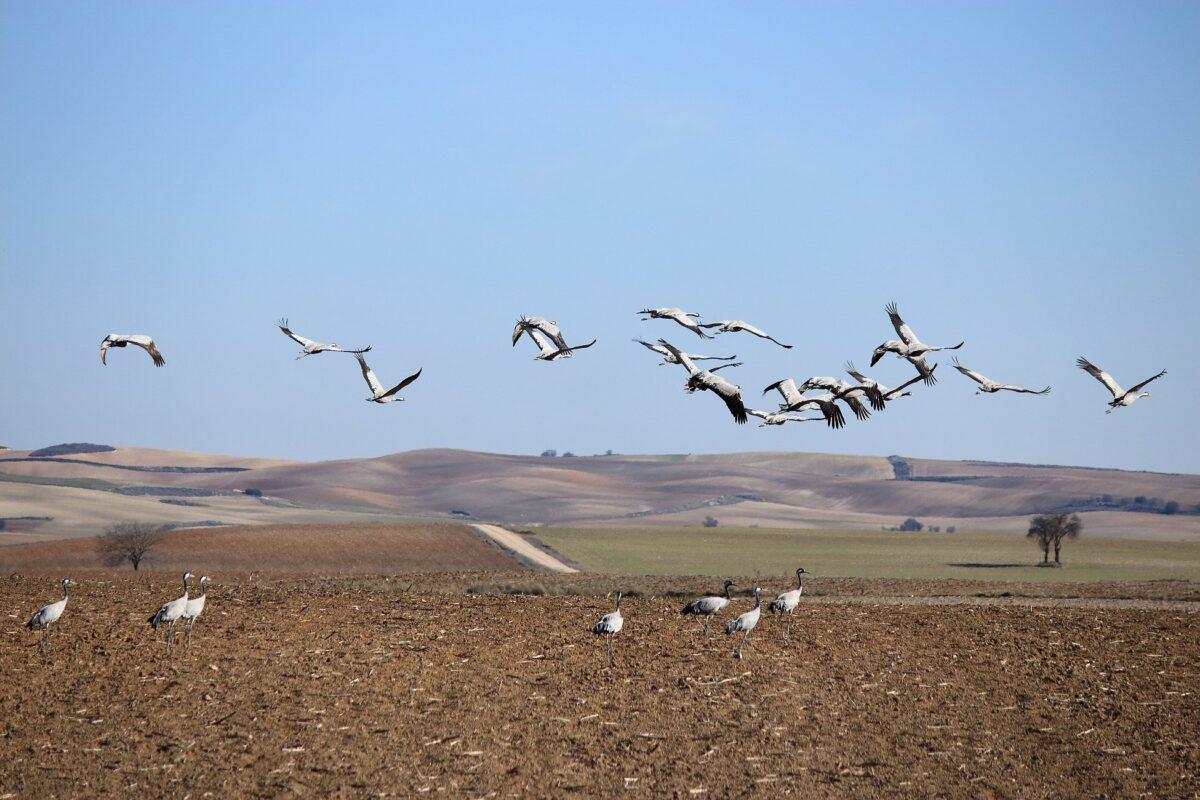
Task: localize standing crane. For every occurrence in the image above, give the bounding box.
[768,568,808,640]
[26,578,76,650]
[148,572,193,650]
[182,575,210,651]
[681,579,735,635]
[725,587,762,659]
[592,592,625,667]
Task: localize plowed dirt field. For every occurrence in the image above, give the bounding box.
[1,573,1197,798]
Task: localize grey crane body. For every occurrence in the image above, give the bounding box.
[658,339,748,424]
[800,376,885,415]
[633,338,736,366]
[149,572,193,650]
[638,307,714,338]
[768,568,807,640]
[1077,357,1166,413]
[518,328,596,361]
[870,302,964,366]
[592,592,624,666]
[698,319,793,349]
[26,579,75,649]
[725,587,762,659]
[100,334,165,367]
[953,358,1050,395]
[182,575,210,650]
[354,352,422,403]
[762,378,847,429]
[746,408,822,427]
[512,316,569,351]
[277,318,371,358]
[681,580,735,635]
[844,362,930,402]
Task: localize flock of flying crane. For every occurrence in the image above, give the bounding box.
[99,302,1167,421]
[57,304,1171,660]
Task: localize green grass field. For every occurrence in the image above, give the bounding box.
[534,527,1200,582]
[0,471,117,491]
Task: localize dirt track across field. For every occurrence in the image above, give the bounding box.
[1,573,1196,798]
[470,523,579,572]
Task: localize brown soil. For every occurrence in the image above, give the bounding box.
[1,573,1196,798]
[0,523,521,573]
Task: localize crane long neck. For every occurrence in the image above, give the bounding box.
[796,573,803,590]
[181,576,190,596]
[723,583,731,600]
[62,583,70,599]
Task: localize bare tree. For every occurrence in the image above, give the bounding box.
[1027,513,1083,566]
[97,521,165,570]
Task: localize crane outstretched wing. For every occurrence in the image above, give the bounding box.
[278,318,317,348]
[552,339,596,358]
[1076,357,1123,397]
[355,353,385,396]
[657,339,698,375]
[715,386,748,424]
[762,378,802,407]
[1003,384,1051,395]
[952,357,989,386]
[381,368,423,400]
[885,370,929,399]
[136,338,166,367]
[862,385,886,411]
[814,398,846,429]
[844,361,869,384]
[1126,369,1167,395]
[885,302,917,344]
[511,319,530,346]
[841,395,871,421]
[532,320,568,350]
[908,354,938,386]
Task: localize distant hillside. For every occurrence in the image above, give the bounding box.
[28,443,115,457]
[2,445,1199,542]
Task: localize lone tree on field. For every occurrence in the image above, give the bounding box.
[97,521,165,570]
[1027,513,1082,566]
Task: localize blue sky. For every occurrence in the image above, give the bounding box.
[2,2,1197,472]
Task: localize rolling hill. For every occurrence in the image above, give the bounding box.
[2,444,1199,543]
